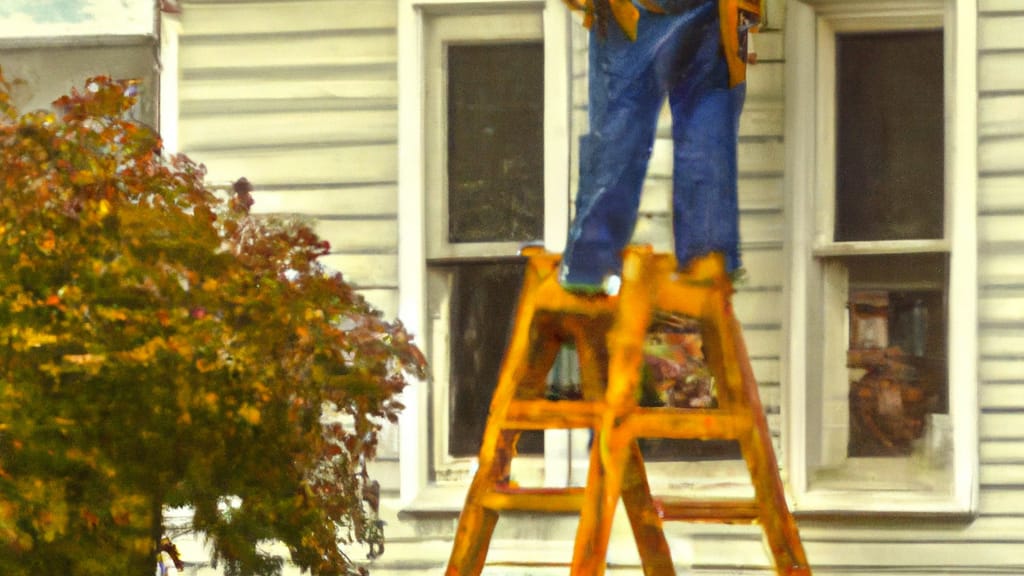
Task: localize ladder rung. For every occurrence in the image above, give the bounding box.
[654,497,761,524]
[481,486,586,512]
[627,408,753,440]
[504,403,754,440]
[504,399,603,430]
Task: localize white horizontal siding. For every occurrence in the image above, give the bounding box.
[248,184,397,218]
[177,0,403,500]
[171,1,1024,574]
[977,0,1024,573]
[180,0,396,35]
[181,108,396,152]
[178,0,400,295]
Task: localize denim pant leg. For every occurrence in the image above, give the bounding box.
[668,11,745,272]
[561,1,730,287]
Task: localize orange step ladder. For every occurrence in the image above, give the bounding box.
[445,246,811,576]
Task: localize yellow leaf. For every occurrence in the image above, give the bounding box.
[37,230,56,253]
[97,307,128,321]
[203,392,218,408]
[63,353,106,366]
[238,404,261,425]
[21,328,58,348]
[196,358,218,373]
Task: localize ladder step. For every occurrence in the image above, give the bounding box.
[504,401,752,441]
[504,400,603,430]
[654,497,761,524]
[480,486,586,513]
[627,408,753,440]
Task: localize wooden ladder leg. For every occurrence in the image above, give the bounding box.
[621,442,675,576]
[576,328,673,576]
[446,256,560,576]
[703,300,811,576]
[729,315,811,576]
[446,429,518,576]
[572,248,658,576]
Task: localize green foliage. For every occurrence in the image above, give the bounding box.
[0,72,426,575]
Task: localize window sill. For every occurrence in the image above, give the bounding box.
[794,455,976,519]
[793,491,977,521]
[812,239,950,257]
[398,484,469,518]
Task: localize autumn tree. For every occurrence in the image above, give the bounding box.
[0,72,425,575]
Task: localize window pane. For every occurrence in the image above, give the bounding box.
[447,43,544,244]
[845,254,948,458]
[835,31,944,242]
[445,260,542,457]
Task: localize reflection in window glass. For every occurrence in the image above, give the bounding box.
[447,43,544,244]
[639,313,740,461]
[835,31,944,242]
[844,254,948,458]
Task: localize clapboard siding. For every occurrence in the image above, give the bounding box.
[977,0,1024,571]
[248,185,397,218]
[979,14,1024,50]
[193,143,396,187]
[980,175,1024,211]
[181,0,396,35]
[979,52,1024,93]
[170,1,1024,573]
[178,0,400,294]
[178,0,403,493]
[181,108,396,152]
[181,31,395,70]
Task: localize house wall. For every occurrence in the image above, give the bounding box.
[0,0,158,123]
[976,0,1024,563]
[174,0,1024,574]
[0,0,155,38]
[175,0,405,505]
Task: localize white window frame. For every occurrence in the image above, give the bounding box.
[783,0,979,514]
[397,0,571,505]
[159,6,182,154]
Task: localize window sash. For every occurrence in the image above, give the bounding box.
[422,5,567,486]
[425,9,548,261]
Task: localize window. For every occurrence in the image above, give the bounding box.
[0,42,157,125]
[784,0,978,513]
[397,0,571,495]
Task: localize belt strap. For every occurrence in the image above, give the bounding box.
[564,0,763,86]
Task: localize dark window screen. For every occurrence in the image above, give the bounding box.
[447,43,544,244]
[447,261,542,457]
[835,31,944,242]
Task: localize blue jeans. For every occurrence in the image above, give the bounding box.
[561,0,745,288]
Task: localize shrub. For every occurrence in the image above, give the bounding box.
[0,72,425,575]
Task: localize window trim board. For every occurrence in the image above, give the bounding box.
[783,0,979,515]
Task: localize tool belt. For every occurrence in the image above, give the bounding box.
[564,0,763,87]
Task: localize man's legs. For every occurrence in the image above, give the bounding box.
[668,9,745,273]
[561,5,717,289]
